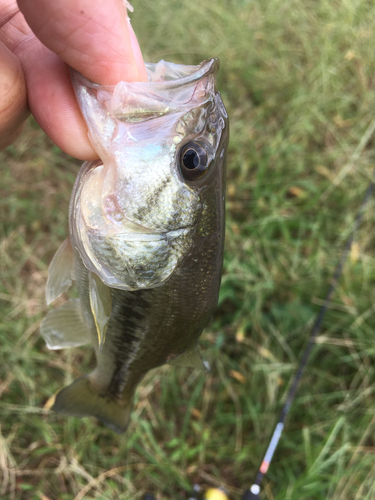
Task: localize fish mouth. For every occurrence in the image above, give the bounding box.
[72,58,220,123]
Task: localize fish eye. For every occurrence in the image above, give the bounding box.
[180,141,209,181]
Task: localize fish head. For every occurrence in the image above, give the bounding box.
[70,59,228,290]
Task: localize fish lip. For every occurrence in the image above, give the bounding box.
[70,59,219,122]
[72,58,219,91]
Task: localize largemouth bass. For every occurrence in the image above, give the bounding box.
[41,58,229,433]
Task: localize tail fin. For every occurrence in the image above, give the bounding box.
[47,376,133,433]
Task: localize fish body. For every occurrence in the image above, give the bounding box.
[41,59,229,433]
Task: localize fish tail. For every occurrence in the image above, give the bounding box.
[47,376,133,434]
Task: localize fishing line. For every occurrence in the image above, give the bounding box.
[242,174,375,500]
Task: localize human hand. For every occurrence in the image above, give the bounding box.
[0,0,147,158]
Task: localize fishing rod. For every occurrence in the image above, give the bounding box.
[241,175,375,499]
[142,174,375,500]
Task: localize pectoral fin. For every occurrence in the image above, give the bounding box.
[169,347,210,372]
[40,299,91,349]
[89,272,112,350]
[46,238,74,305]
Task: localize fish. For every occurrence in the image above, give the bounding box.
[41,58,229,433]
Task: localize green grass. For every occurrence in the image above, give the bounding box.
[1,0,375,498]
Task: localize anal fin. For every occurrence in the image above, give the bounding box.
[40,299,91,350]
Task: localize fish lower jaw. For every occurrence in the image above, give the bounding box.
[74,224,193,291]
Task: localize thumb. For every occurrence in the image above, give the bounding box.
[0,41,29,149]
[17,0,147,85]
